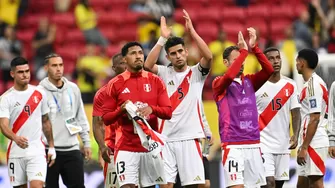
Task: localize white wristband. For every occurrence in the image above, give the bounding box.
[157,36,168,46]
[48,147,56,160]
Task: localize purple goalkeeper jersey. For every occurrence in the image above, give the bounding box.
[216,77,260,145]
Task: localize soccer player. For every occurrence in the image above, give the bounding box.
[93,53,126,188]
[39,53,91,188]
[144,10,213,188]
[256,47,301,188]
[295,49,329,188]
[212,28,274,188]
[102,41,172,188]
[0,57,56,188]
[329,81,335,158]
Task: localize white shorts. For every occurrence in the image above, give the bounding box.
[114,150,166,187]
[222,147,266,188]
[297,147,328,177]
[8,155,47,187]
[263,153,290,180]
[103,155,120,188]
[162,139,205,186]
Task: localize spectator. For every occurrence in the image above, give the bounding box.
[294,9,313,50]
[137,17,159,43]
[76,44,108,103]
[0,0,20,27]
[74,0,109,48]
[32,17,56,80]
[143,29,158,56]
[130,0,148,13]
[55,0,71,12]
[0,25,21,88]
[208,30,234,76]
[166,17,184,37]
[278,25,298,77]
[145,0,174,21]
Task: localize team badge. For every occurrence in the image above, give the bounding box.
[33,96,40,103]
[143,84,151,92]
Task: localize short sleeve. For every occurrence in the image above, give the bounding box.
[0,96,10,118]
[93,89,105,117]
[307,81,323,114]
[290,82,301,110]
[191,63,209,82]
[41,90,50,115]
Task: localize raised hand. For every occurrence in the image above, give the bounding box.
[183,9,194,32]
[237,31,248,50]
[160,16,172,38]
[247,27,257,48]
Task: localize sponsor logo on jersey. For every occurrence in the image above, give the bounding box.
[155,176,163,182]
[121,88,130,94]
[193,175,202,181]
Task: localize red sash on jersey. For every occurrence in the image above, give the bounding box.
[159,70,193,133]
[7,90,43,162]
[259,83,294,131]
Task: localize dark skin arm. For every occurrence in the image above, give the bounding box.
[92,116,111,163]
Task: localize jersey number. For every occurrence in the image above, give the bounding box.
[228,160,238,172]
[108,171,117,185]
[24,105,31,116]
[116,161,125,174]
[177,88,184,100]
[9,162,14,174]
[271,98,282,111]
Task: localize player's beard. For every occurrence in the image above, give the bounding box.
[134,64,143,71]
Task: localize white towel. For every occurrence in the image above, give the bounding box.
[125,102,165,157]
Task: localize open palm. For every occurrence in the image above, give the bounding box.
[160,16,171,38]
[183,9,194,32]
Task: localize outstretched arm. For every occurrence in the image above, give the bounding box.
[183,9,212,68]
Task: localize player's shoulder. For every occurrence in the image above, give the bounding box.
[0,87,15,101]
[105,74,125,95]
[281,76,297,86]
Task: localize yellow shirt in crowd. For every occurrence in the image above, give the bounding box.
[74,4,97,31]
[0,0,20,26]
[209,40,235,76]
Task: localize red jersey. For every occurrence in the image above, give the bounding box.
[102,70,172,152]
[93,85,116,152]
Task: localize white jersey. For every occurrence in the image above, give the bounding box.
[298,73,329,148]
[0,85,49,158]
[157,63,207,141]
[256,76,301,153]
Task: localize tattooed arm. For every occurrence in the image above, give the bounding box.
[42,114,54,148]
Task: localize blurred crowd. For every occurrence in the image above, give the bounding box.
[1,0,335,103]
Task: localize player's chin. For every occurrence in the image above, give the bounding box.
[134,65,143,70]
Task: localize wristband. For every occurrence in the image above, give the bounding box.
[157,36,168,46]
[48,147,56,160]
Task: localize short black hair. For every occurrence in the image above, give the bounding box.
[165,36,184,53]
[263,47,280,55]
[11,57,28,70]
[44,53,61,65]
[297,48,319,69]
[121,41,143,56]
[223,46,239,59]
[112,53,123,64]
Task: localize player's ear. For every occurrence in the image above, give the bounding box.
[165,54,171,61]
[184,47,189,57]
[223,59,229,67]
[10,70,15,78]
